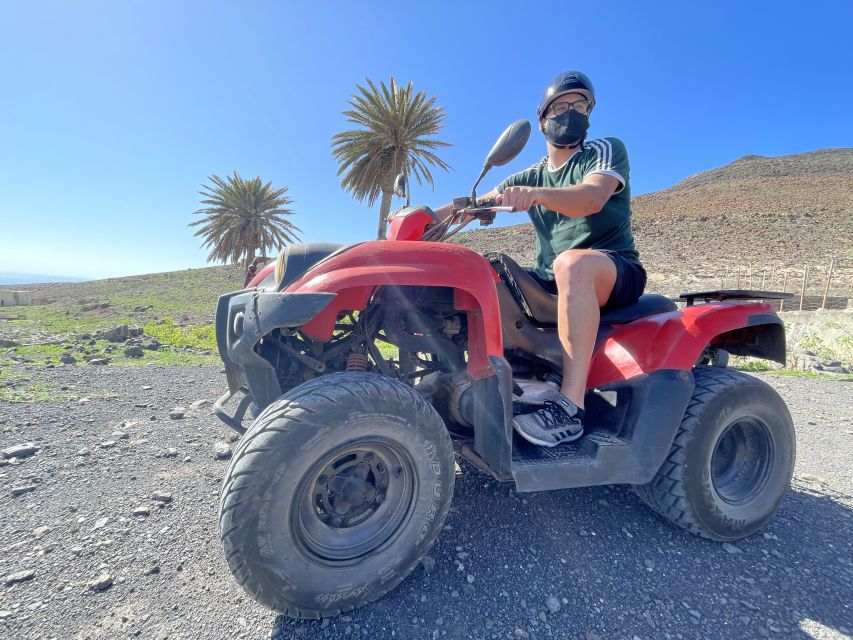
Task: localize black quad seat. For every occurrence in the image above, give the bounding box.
[488,252,677,325]
[599,294,679,324]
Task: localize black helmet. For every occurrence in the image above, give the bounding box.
[537,70,596,119]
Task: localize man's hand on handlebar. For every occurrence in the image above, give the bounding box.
[452,197,514,226]
[434,187,522,224]
[496,186,539,212]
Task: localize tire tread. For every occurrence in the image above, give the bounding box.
[218,372,454,618]
[634,367,774,539]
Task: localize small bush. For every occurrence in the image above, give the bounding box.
[144,317,216,351]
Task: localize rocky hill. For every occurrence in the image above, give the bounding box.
[0,265,245,326]
[453,148,853,297]
[3,149,851,322]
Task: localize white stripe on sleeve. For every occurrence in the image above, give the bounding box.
[587,140,605,171]
[602,138,613,169]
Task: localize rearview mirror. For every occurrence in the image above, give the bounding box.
[393,173,408,199]
[393,172,410,207]
[470,119,532,200]
[485,120,531,168]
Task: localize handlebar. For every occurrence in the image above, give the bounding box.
[455,205,513,226]
[451,196,514,225]
[421,196,512,242]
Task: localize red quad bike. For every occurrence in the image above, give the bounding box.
[214,121,796,618]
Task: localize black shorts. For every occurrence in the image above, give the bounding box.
[528,250,647,313]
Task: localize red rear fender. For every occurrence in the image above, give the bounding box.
[285,241,502,379]
[588,301,782,387]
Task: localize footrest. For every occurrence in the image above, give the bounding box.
[510,370,695,492]
[511,433,629,492]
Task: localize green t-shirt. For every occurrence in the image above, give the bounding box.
[496,136,640,280]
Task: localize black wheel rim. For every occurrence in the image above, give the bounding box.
[711,417,774,506]
[292,437,416,566]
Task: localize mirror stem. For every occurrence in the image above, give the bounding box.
[470,162,492,202]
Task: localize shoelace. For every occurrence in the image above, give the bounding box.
[537,400,576,431]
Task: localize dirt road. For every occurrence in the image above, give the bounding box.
[1,365,850,639]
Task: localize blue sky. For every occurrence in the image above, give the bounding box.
[1,0,851,279]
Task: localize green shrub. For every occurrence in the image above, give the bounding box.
[144,317,216,351]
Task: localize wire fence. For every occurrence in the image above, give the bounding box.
[713,258,851,311]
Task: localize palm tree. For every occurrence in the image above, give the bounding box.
[190,172,301,266]
[332,78,452,239]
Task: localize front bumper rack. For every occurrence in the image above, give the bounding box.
[213,387,253,434]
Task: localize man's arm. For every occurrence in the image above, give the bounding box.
[496,174,620,218]
[433,188,500,222]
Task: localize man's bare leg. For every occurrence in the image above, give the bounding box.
[552,249,617,409]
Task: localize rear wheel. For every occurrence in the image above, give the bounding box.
[697,346,729,367]
[634,367,795,540]
[219,372,454,617]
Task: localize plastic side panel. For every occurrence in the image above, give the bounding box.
[288,241,502,379]
[512,370,693,491]
[215,290,336,407]
[587,302,777,388]
[469,356,514,477]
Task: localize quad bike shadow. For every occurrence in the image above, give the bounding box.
[266,479,853,638]
[214,121,801,619]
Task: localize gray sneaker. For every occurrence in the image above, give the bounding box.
[513,394,585,447]
[518,380,560,405]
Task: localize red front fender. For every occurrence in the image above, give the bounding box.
[285,241,502,379]
[588,301,781,388]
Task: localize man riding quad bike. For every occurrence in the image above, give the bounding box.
[214,73,795,618]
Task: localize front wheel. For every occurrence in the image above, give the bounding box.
[219,372,455,618]
[634,368,795,540]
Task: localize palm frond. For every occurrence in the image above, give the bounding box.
[189,171,301,265]
[331,77,453,238]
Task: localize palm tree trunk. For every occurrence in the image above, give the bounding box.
[377,190,393,240]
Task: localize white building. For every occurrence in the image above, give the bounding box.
[0,290,32,307]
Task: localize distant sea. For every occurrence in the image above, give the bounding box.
[0,272,88,286]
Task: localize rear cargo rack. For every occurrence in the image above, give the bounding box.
[679,289,794,307]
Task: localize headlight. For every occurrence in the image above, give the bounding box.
[232,311,245,337]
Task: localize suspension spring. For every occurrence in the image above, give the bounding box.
[346,351,370,372]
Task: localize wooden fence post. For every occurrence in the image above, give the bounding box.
[780,272,788,311]
[822,258,835,309]
[761,269,766,289]
[736,267,741,288]
[799,267,809,311]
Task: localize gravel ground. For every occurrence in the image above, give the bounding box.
[0,365,851,640]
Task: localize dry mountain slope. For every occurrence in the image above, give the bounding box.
[4,149,849,326]
[633,147,852,217]
[453,148,853,296]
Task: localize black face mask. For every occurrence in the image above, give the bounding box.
[542,110,589,148]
